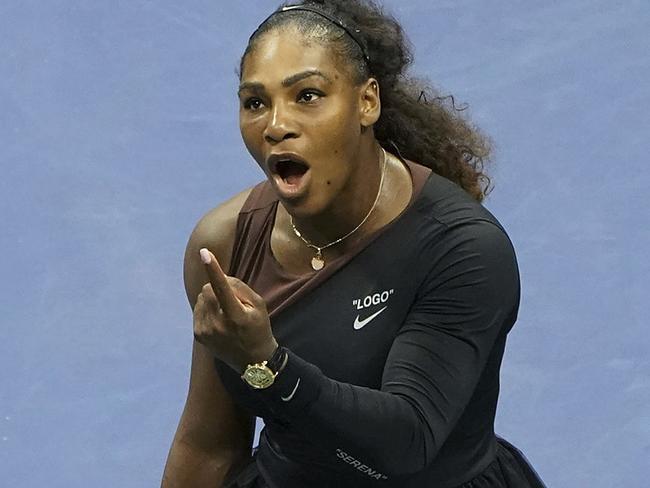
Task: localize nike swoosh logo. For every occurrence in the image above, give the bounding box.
[281,377,301,402]
[353,306,388,330]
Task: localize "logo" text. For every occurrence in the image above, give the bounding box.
[352,289,394,310]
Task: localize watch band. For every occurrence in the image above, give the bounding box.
[266,345,288,375]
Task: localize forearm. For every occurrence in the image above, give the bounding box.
[162,437,250,488]
[253,350,432,477]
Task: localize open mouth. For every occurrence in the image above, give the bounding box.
[275,159,310,185]
[266,153,312,198]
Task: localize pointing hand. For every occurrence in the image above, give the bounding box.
[193,248,278,373]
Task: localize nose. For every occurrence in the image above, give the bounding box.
[263,102,298,144]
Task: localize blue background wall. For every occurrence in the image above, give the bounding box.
[1,1,648,486]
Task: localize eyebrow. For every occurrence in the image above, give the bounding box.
[238,70,332,95]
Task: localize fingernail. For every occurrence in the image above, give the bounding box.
[199,248,211,264]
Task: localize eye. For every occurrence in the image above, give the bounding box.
[243,98,264,111]
[298,90,323,103]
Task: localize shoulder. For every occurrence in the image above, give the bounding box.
[424,222,520,316]
[182,186,256,307]
[410,174,519,290]
[414,171,505,232]
[188,186,256,256]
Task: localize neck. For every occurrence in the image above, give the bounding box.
[288,142,385,250]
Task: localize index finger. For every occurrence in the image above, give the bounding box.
[199,248,242,316]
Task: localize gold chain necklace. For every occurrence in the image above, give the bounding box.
[290,147,388,271]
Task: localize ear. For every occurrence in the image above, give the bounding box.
[358,78,381,128]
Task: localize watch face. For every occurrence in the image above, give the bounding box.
[243,364,275,389]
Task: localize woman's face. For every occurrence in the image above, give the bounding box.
[239,27,368,217]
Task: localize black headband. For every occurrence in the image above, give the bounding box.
[251,4,371,65]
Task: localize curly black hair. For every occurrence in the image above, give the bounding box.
[240,0,493,201]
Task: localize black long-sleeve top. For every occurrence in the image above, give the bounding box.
[214,163,522,488]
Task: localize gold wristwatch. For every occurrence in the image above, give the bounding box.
[241,346,287,389]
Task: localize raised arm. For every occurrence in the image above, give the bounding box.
[162,188,255,488]
[249,220,521,477]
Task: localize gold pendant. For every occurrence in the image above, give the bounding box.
[311,250,325,271]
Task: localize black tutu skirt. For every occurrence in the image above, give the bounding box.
[455,435,547,488]
[225,435,546,488]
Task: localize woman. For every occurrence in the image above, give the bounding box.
[162,1,547,487]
